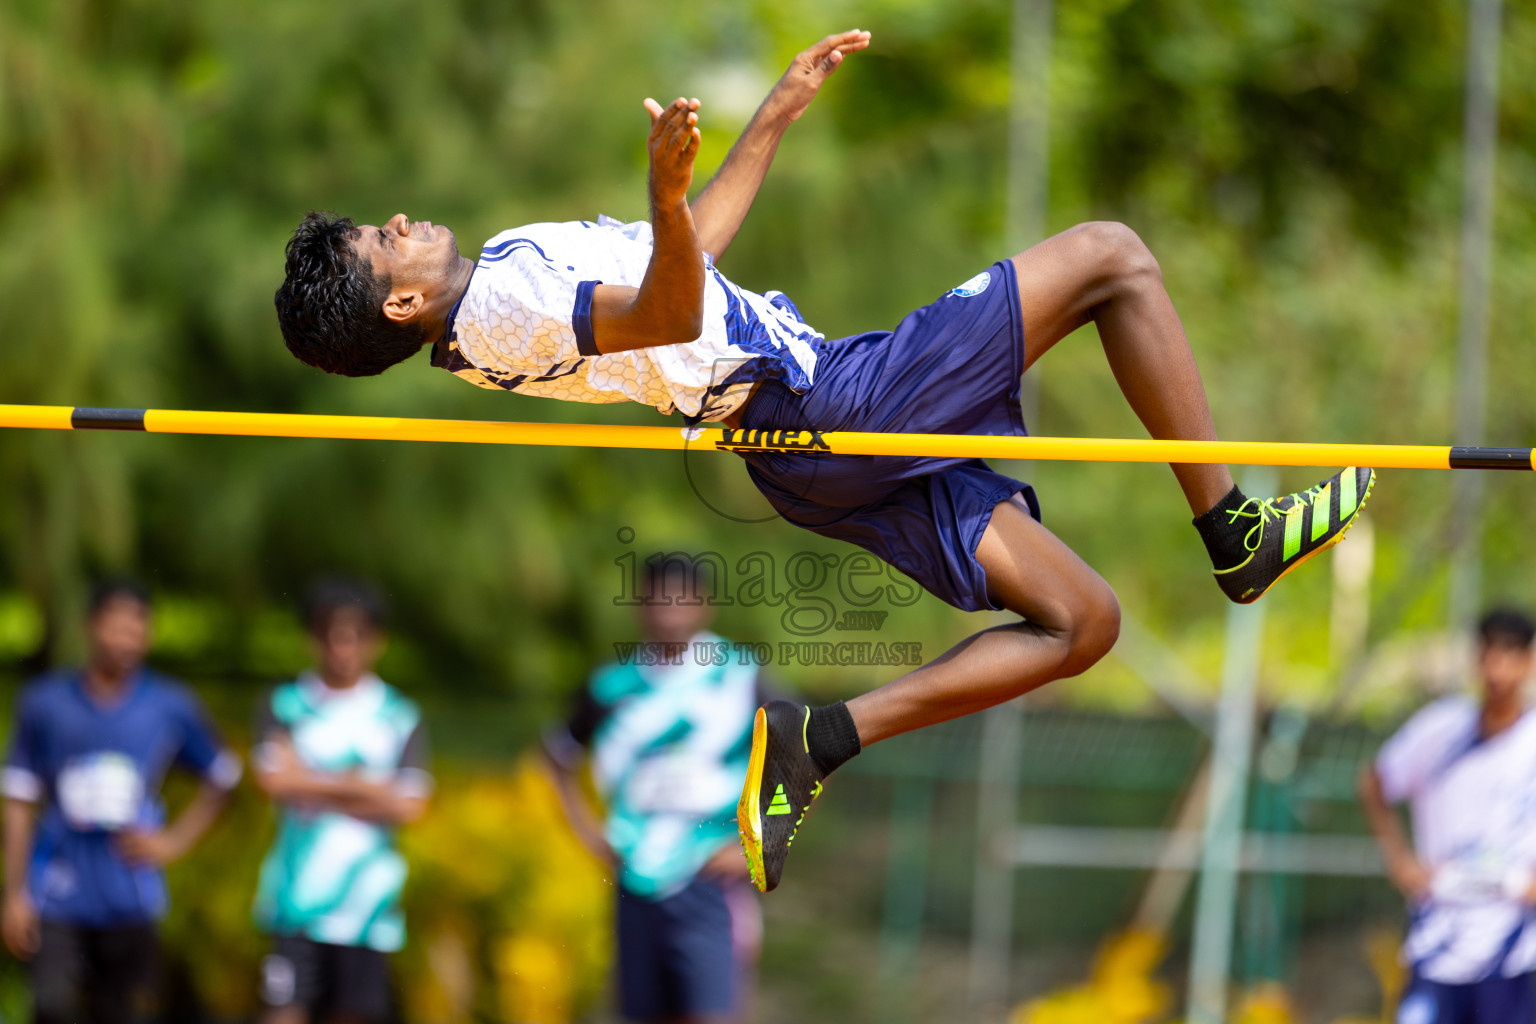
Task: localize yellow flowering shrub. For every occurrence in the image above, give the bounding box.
[162,752,612,1022]
[399,755,613,1023]
[1012,929,1173,1024]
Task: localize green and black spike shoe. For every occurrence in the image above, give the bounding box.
[738,700,825,893]
[1209,466,1375,604]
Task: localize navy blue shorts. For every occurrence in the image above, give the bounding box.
[616,878,738,1021]
[1397,969,1535,1023]
[740,260,1037,612]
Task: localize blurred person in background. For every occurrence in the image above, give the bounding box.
[252,577,432,1024]
[545,558,765,1024]
[1360,607,1536,1024]
[1,578,240,1024]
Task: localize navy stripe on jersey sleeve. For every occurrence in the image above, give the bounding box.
[565,682,608,749]
[252,691,287,743]
[542,681,606,769]
[249,689,289,775]
[399,720,431,773]
[572,280,602,357]
[395,721,434,800]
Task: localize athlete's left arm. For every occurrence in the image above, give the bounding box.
[690,29,870,261]
[117,781,232,866]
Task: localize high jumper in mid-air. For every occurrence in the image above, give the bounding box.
[273,29,1373,892]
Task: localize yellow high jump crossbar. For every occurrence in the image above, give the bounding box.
[0,404,1531,470]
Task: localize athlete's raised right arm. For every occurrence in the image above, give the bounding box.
[690,30,870,262]
[589,97,706,354]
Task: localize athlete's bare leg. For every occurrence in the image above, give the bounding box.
[1011,221,1234,516]
[847,495,1118,745]
[740,228,1376,890]
[845,223,1235,743]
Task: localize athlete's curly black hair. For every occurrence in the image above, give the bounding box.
[274,211,428,377]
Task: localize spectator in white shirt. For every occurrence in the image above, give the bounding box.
[1361,608,1536,1024]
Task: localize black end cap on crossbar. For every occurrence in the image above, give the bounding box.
[71,407,146,431]
[1449,446,1533,470]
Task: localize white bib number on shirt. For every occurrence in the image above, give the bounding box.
[57,753,144,831]
[623,753,734,815]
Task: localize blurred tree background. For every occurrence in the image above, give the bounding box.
[2,0,1535,1019]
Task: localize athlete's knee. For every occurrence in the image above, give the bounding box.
[1058,577,1121,676]
[1075,220,1162,289]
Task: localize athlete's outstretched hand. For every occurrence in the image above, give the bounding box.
[770,29,871,122]
[644,96,701,208]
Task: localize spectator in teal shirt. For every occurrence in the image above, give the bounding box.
[546,559,766,1024]
[252,578,431,1024]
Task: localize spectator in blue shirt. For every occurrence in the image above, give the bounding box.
[1,579,241,1024]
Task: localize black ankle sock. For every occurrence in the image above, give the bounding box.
[805,701,861,777]
[1192,484,1250,568]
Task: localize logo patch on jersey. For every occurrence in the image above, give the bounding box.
[949,270,992,298]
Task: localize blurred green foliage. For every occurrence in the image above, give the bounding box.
[1,0,1535,1013]
[5,0,1536,713]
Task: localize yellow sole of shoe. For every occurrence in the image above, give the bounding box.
[738,706,769,892]
[1235,469,1377,604]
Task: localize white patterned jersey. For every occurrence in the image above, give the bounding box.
[429,217,823,420]
[1377,697,1536,983]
